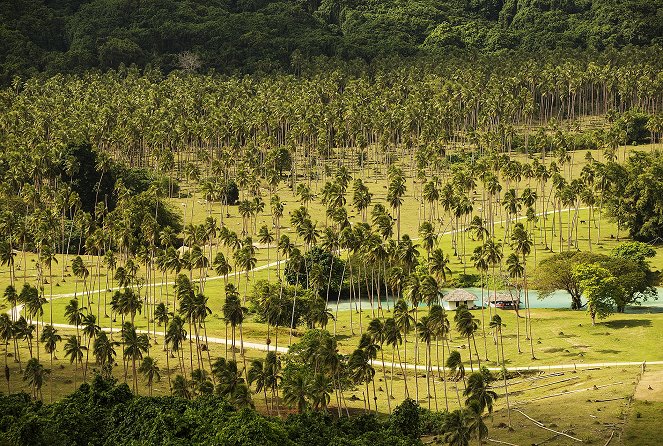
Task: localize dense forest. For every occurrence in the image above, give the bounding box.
[1,0,663,83]
[0,375,441,445]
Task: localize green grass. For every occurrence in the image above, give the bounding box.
[623,400,663,445]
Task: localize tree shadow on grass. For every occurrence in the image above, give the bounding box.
[600,319,653,329]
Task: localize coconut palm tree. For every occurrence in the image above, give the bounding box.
[39,324,60,401]
[81,313,100,380]
[367,318,392,413]
[393,298,413,398]
[122,322,150,393]
[22,284,46,360]
[464,371,498,415]
[23,358,50,401]
[489,314,511,427]
[165,315,187,377]
[222,284,245,362]
[248,357,272,414]
[511,223,535,359]
[454,306,481,372]
[63,335,86,387]
[443,407,472,446]
[417,315,436,410]
[429,248,452,284]
[446,350,465,406]
[505,253,523,353]
[93,331,118,379]
[0,314,11,393]
[471,245,490,362]
[282,368,309,414]
[172,374,192,399]
[138,356,161,396]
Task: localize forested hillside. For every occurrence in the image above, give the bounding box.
[1,0,663,83]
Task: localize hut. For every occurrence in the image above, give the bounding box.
[442,289,477,311]
[488,292,521,310]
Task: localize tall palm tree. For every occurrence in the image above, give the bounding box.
[393,299,413,398]
[22,284,46,360]
[443,409,472,446]
[23,358,50,401]
[248,357,271,414]
[0,314,13,393]
[454,306,481,372]
[429,248,452,284]
[417,315,436,410]
[138,356,161,396]
[93,331,118,379]
[282,368,309,414]
[222,284,245,363]
[81,313,100,381]
[367,318,392,413]
[446,350,465,406]
[40,324,60,402]
[166,315,187,377]
[63,335,86,387]
[121,322,150,393]
[489,314,511,427]
[471,245,489,362]
[505,253,524,353]
[511,223,535,359]
[464,371,498,415]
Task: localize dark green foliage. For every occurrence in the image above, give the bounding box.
[1,0,663,82]
[389,398,420,439]
[605,151,663,242]
[0,377,434,446]
[284,246,346,296]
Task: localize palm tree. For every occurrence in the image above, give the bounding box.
[455,306,481,372]
[213,252,232,285]
[40,324,61,402]
[222,284,245,363]
[258,225,275,280]
[349,338,377,413]
[166,314,187,377]
[429,248,452,284]
[383,317,403,401]
[23,358,50,401]
[0,314,13,393]
[511,223,535,359]
[429,304,450,411]
[471,245,489,362]
[282,369,309,414]
[64,298,86,343]
[387,169,407,241]
[417,315,436,410]
[39,245,58,325]
[248,357,271,414]
[446,350,465,406]
[393,299,413,398]
[122,322,150,393]
[22,284,46,360]
[81,313,100,380]
[489,314,511,427]
[138,356,161,396]
[505,253,523,353]
[172,374,192,399]
[93,331,118,379]
[63,335,86,387]
[464,371,498,415]
[367,318,392,413]
[443,409,472,446]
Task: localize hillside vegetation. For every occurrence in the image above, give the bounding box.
[1,0,663,82]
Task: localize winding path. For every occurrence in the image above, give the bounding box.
[9,205,648,373]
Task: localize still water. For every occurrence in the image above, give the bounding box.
[329,287,663,313]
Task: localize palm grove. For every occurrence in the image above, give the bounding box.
[0,54,661,445]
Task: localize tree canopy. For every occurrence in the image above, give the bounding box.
[1,0,663,83]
